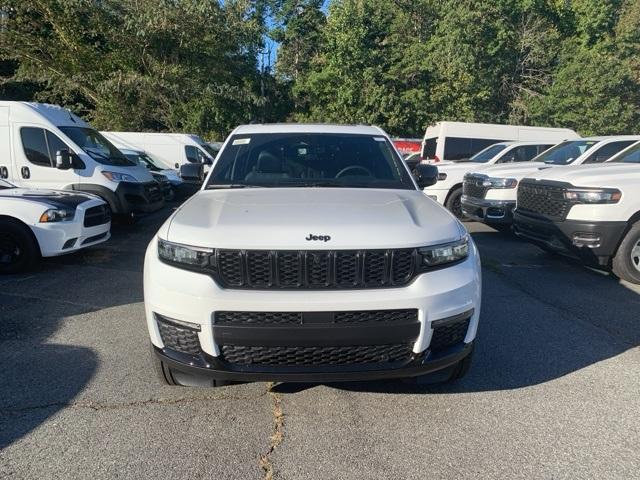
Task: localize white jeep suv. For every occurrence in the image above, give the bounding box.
[144,124,481,387]
[513,141,640,284]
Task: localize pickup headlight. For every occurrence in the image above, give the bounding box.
[39,208,75,222]
[418,235,469,268]
[157,238,213,269]
[482,177,518,189]
[564,188,621,204]
[101,171,138,182]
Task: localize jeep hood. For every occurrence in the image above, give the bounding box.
[166,188,464,250]
[523,162,640,188]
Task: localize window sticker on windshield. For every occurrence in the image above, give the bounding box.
[232,138,251,145]
[373,137,386,142]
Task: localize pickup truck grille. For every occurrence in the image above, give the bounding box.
[463,175,489,199]
[517,181,571,219]
[219,343,413,367]
[83,205,111,227]
[215,249,417,290]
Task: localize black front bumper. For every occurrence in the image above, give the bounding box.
[153,342,474,383]
[461,196,515,224]
[114,181,165,215]
[513,211,627,266]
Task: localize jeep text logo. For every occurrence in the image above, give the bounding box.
[305,234,331,242]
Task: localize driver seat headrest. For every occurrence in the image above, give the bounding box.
[256,151,283,173]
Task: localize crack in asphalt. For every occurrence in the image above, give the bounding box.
[259,383,285,480]
[0,392,266,416]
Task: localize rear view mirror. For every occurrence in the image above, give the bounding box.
[55,150,72,170]
[412,163,439,188]
[179,163,204,183]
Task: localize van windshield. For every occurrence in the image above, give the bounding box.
[608,142,640,163]
[124,152,163,171]
[60,127,135,166]
[536,140,598,165]
[206,133,415,190]
[465,144,507,163]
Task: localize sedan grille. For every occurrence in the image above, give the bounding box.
[215,249,417,290]
[83,205,110,227]
[517,181,571,219]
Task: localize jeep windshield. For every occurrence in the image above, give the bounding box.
[535,139,598,165]
[206,133,414,190]
[59,127,135,166]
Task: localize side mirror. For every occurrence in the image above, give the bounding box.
[179,163,204,183]
[55,150,72,170]
[412,163,438,188]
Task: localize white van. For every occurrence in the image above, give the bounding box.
[421,122,578,163]
[0,102,164,217]
[102,132,215,170]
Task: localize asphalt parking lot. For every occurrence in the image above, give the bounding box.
[1,205,639,479]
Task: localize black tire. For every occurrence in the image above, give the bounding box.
[445,187,467,220]
[612,221,640,284]
[0,219,39,274]
[150,346,229,387]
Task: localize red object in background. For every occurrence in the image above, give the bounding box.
[392,138,422,155]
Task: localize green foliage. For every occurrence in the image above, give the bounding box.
[1,0,639,138]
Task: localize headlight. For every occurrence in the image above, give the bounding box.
[101,171,138,182]
[564,188,621,204]
[157,238,213,269]
[482,177,518,189]
[39,208,75,222]
[418,235,469,268]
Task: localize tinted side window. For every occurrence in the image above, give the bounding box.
[185,145,202,163]
[46,131,69,159]
[422,138,437,159]
[505,145,540,162]
[20,127,52,167]
[538,145,554,155]
[583,141,636,164]
[444,137,505,161]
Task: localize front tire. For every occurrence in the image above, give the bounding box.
[445,187,467,220]
[612,221,640,284]
[0,219,39,274]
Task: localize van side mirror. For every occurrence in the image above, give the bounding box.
[55,150,72,170]
[179,163,204,183]
[412,163,438,188]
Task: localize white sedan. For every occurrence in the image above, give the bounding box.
[0,179,111,273]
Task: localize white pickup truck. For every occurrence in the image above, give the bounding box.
[423,141,556,217]
[460,136,640,226]
[0,179,111,273]
[143,124,481,387]
[513,141,640,284]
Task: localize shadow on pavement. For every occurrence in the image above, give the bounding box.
[0,207,173,450]
[273,229,640,395]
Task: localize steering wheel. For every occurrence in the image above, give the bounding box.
[335,165,374,178]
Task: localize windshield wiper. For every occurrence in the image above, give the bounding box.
[206,184,266,189]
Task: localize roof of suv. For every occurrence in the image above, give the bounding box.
[231,123,387,136]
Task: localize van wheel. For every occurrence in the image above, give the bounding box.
[0,219,39,274]
[445,187,466,220]
[151,346,230,387]
[612,222,640,284]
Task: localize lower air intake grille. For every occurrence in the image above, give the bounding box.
[215,309,418,325]
[429,317,470,353]
[156,316,201,356]
[219,344,413,366]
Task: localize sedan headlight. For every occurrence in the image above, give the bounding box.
[564,188,621,204]
[482,177,518,189]
[39,208,75,222]
[102,171,138,182]
[418,235,469,268]
[157,238,213,269]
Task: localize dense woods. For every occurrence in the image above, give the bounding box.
[1,0,638,139]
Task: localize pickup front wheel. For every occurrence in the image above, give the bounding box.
[612,222,640,284]
[445,187,466,220]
